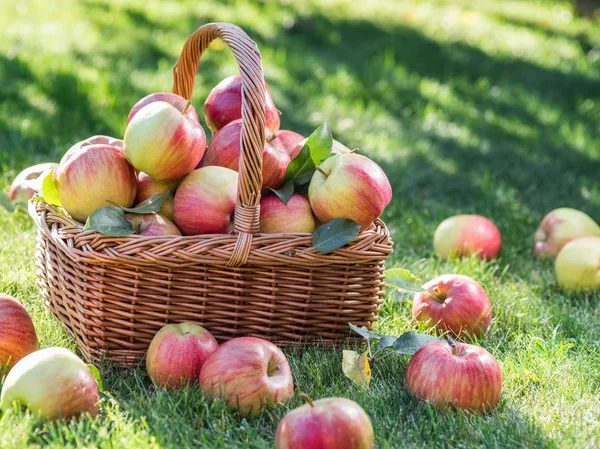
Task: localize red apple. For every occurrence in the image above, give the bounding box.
[260,194,316,234]
[290,138,352,160]
[173,166,238,235]
[555,236,600,290]
[79,135,123,150]
[55,144,137,222]
[406,340,502,413]
[204,74,280,133]
[201,119,290,191]
[534,208,600,258]
[124,101,206,183]
[275,397,374,449]
[135,172,178,221]
[1,347,99,420]
[434,215,501,260]
[146,322,219,390]
[276,130,305,158]
[0,294,38,370]
[127,92,200,125]
[199,337,294,418]
[412,274,492,338]
[125,213,181,237]
[308,153,392,229]
[8,162,57,203]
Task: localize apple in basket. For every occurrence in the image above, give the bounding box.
[204,74,280,133]
[534,208,600,258]
[200,119,290,191]
[412,274,492,338]
[127,92,200,125]
[275,130,305,158]
[308,153,392,230]
[405,339,502,413]
[260,194,316,234]
[7,162,57,204]
[125,213,182,237]
[55,143,137,222]
[199,337,294,418]
[124,101,206,183]
[555,236,600,290]
[275,396,374,449]
[1,347,99,420]
[0,294,38,370]
[146,322,219,390]
[134,172,179,221]
[433,214,501,260]
[173,166,238,235]
[78,135,124,150]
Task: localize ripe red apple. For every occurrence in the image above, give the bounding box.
[260,194,316,234]
[434,215,501,260]
[308,153,392,229]
[276,130,305,158]
[204,74,280,133]
[406,340,502,413]
[125,213,181,237]
[0,347,99,420]
[124,101,206,183]
[534,208,600,258]
[201,119,290,191]
[79,135,124,150]
[199,337,294,418]
[0,294,38,370]
[135,172,178,221]
[173,166,238,235]
[412,274,492,338]
[127,92,200,125]
[275,397,374,449]
[555,236,600,290]
[55,144,137,222]
[146,322,219,390]
[7,162,57,203]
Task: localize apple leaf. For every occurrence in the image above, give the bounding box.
[83,206,134,236]
[266,181,294,205]
[39,171,62,207]
[385,268,426,299]
[313,219,361,252]
[305,123,333,166]
[108,191,170,215]
[377,335,398,350]
[393,332,439,356]
[342,349,371,388]
[348,322,371,340]
[283,144,314,186]
[0,192,14,212]
[87,364,104,392]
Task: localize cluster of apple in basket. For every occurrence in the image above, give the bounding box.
[34,75,392,238]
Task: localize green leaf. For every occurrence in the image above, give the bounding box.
[40,171,62,207]
[0,192,14,212]
[313,219,361,252]
[377,335,397,350]
[348,322,371,340]
[87,364,104,392]
[393,332,439,356]
[283,144,314,186]
[305,123,333,166]
[266,181,294,205]
[108,191,169,214]
[385,268,426,296]
[83,206,134,236]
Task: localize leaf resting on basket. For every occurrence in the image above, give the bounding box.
[312,218,361,252]
[34,170,62,207]
[83,206,134,236]
[342,349,371,388]
[107,191,170,214]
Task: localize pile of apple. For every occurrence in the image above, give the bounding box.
[31,75,392,240]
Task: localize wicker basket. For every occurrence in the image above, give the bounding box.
[29,22,394,366]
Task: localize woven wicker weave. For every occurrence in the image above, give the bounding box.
[30,22,394,366]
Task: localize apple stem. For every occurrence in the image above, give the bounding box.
[446,336,459,356]
[181,100,192,115]
[315,166,328,177]
[350,148,359,153]
[298,392,315,408]
[267,133,278,143]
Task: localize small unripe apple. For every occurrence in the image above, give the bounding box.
[555,236,600,290]
[434,215,501,260]
[260,194,316,234]
[534,208,600,258]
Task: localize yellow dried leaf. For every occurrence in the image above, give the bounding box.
[342,349,371,388]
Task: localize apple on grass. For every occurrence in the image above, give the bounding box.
[146,322,219,390]
[200,119,290,191]
[534,208,600,258]
[55,144,137,223]
[275,396,374,449]
[308,153,392,230]
[124,101,206,183]
[199,337,294,418]
[0,294,38,370]
[555,236,600,290]
[1,347,99,420]
[125,213,181,237]
[127,92,200,125]
[412,274,492,338]
[434,214,501,260]
[204,74,280,133]
[173,166,238,235]
[260,194,316,234]
[8,163,57,204]
[406,339,502,413]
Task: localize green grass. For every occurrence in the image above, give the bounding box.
[1,0,600,447]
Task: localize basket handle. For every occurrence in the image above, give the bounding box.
[172,23,266,267]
